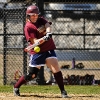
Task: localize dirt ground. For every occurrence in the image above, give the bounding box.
[0,93,100,100]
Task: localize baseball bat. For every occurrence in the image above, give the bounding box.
[24,39,43,52]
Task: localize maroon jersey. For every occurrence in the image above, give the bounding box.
[24,17,56,54]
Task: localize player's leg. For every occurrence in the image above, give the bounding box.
[14,67,40,88]
[13,53,46,96]
[46,50,68,98]
[13,66,40,96]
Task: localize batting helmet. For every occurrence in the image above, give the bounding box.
[26,5,40,15]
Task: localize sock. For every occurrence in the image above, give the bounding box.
[53,71,65,92]
[14,76,26,88]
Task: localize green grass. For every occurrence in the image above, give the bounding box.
[0,85,100,94]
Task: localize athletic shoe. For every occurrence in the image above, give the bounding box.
[13,87,20,96]
[61,90,68,98]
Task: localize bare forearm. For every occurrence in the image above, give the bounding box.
[34,38,45,45]
[45,23,51,33]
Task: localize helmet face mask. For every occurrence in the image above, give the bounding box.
[26,5,40,16]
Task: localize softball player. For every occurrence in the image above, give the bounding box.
[13,5,68,98]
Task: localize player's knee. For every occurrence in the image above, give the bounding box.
[24,67,39,81]
[24,74,33,81]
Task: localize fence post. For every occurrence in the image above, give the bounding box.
[3,4,7,85]
[36,0,45,85]
[22,5,27,75]
[36,0,44,15]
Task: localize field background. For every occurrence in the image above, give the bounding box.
[0,85,100,100]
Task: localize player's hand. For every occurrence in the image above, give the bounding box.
[43,32,52,41]
[46,32,52,38]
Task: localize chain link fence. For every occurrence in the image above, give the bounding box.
[0,1,28,85]
[0,0,100,86]
[44,2,100,86]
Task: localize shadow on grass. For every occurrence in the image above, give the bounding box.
[20,94,71,98]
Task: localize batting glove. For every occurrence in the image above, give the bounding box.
[43,32,52,41]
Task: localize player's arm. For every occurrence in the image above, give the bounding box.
[29,22,52,45]
[29,37,45,45]
[24,23,52,52]
[24,37,45,52]
[45,22,51,33]
[43,22,52,41]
